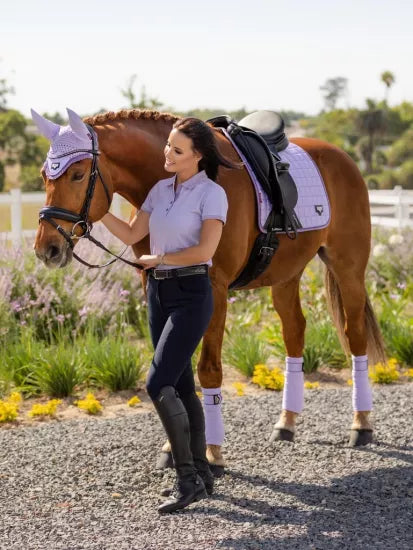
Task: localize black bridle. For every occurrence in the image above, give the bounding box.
[39,125,143,269]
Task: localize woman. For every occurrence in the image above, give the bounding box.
[101,117,237,513]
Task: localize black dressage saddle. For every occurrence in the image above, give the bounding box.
[207,110,302,289]
[207,110,301,235]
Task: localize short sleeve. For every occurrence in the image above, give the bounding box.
[141,183,157,214]
[201,185,228,225]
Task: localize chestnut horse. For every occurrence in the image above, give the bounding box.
[33,109,385,472]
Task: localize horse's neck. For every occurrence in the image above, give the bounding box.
[97,119,172,208]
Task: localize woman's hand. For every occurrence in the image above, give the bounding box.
[137,254,161,271]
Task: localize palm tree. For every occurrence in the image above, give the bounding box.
[356,99,387,174]
[380,71,395,102]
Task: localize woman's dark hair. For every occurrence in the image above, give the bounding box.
[172,117,241,181]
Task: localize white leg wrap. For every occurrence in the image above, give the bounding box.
[352,355,373,411]
[282,356,304,413]
[201,387,224,445]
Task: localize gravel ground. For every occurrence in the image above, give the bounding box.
[0,385,412,550]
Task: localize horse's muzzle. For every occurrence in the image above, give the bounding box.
[35,241,73,268]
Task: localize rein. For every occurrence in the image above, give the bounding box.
[39,125,144,270]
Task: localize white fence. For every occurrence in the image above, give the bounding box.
[0,186,412,245]
[368,186,413,229]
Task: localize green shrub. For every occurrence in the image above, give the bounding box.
[223,327,270,377]
[80,332,146,392]
[24,343,83,398]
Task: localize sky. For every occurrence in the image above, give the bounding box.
[1,0,412,118]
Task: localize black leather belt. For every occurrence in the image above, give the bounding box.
[148,264,209,280]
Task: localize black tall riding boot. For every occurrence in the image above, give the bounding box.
[161,391,214,497]
[181,392,214,493]
[153,386,207,513]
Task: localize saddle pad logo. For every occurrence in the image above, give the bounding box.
[51,162,60,171]
[314,205,324,216]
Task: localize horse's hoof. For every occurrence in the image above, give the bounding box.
[269,427,295,443]
[155,451,174,470]
[349,429,373,447]
[209,464,225,478]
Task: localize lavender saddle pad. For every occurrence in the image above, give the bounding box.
[222,129,330,233]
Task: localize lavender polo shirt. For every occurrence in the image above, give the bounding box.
[140,170,228,270]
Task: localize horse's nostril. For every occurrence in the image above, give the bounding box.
[46,245,60,260]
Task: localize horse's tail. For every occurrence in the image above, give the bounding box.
[324,268,386,365]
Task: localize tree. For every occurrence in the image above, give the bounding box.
[320,77,348,111]
[0,77,14,111]
[41,112,66,125]
[398,159,413,189]
[387,128,413,167]
[0,110,49,191]
[0,110,27,161]
[356,99,387,174]
[302,108,359,154]
[380,71,395,102]
[19,133,49,191]
[0,161,5,191]
[120,75,163,110]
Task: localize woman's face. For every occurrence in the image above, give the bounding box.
[164,129,202,175]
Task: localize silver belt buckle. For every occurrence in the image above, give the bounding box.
[156,269,170,280]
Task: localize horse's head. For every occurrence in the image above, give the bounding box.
[32,108,113,268]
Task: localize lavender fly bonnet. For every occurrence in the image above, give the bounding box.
[31,108,97,179]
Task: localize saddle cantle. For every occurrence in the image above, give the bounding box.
[238,110,289,154]
[207,110,303,289]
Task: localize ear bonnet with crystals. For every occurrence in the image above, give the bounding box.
[31,108,97,179]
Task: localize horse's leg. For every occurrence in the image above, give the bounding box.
[269,273,306,443]
[197,280,228,477]
[321,248,375,446]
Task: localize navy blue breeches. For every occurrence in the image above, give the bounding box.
[145,271,214,400]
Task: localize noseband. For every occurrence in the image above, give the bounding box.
[39,124,143,269]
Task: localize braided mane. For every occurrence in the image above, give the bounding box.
[84,109,180,126]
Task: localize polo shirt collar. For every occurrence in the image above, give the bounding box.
[166,170,207,190]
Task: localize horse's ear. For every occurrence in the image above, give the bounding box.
[66,108,90,140]
[31,109,60,141]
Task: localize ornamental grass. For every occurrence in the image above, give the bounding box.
[222,328,270,377]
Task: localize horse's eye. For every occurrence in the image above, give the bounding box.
[72,173,84,181]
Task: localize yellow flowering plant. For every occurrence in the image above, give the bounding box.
[252,364,284,391]
[28,399,62,418]
[232,382,246,396]
[127,396,141,407]
[0,402,19,423]
[0,392,24,423]
[304,381,320,390]
[369,358,400,384]
[403,368,413,380]
[74,392,102,415]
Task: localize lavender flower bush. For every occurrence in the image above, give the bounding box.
[0,225,147,344]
